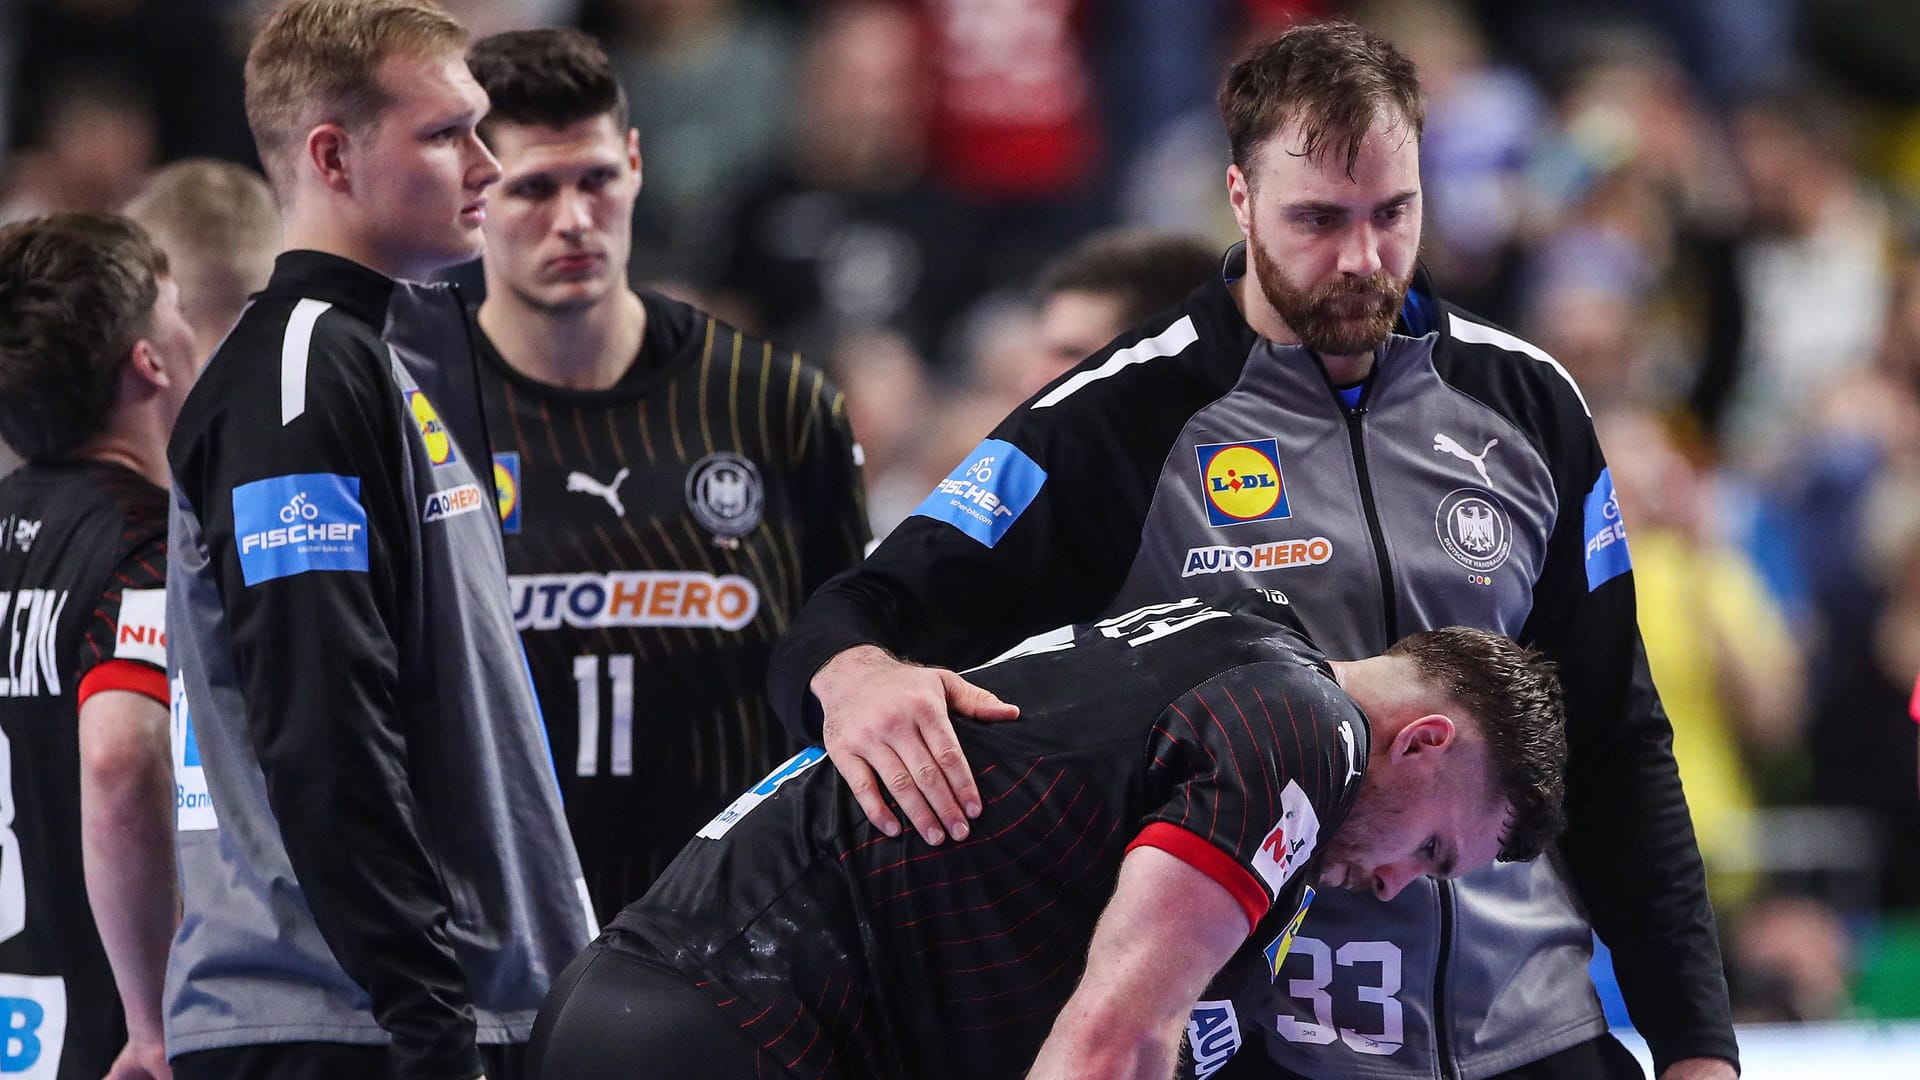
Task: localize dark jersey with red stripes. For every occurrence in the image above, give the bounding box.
[478,290,869,918]
[611,591,1366,1080]
[0,460,168,1079]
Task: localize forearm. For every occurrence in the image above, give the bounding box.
[1027,1005,1184,1080]
[78,692,178,1044]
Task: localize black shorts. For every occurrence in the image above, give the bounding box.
[530,933,780,1080]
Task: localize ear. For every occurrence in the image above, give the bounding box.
[1227,163,1253,240]
[626,127,643,190]
[126,338,171,391]
[1391,714,1456,759]
[306,123,355,193]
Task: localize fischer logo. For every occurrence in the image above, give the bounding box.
[1182,537,1332,577]
[510,571,760,631]
[239,491,361,554]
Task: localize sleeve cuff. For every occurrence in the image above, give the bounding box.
[77,659,168,709]
[1128,821,1270,932]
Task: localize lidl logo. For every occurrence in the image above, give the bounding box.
[494,453,521,534]
[1264,885,1316,978]
[409,389,456,466]
[1196,439,1290,527]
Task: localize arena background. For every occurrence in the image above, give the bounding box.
[3,1,1918,1075]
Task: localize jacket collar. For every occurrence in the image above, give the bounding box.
[260,250,397,328]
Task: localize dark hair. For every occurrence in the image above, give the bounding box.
[0,213,168,462]
[1218,21,1425,177]
[1035,229,1219,327]
[468,28,628,142]
[1386,627,1566,862]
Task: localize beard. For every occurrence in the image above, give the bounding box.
[1249,226,1411,358]
[1315,770,1412,893]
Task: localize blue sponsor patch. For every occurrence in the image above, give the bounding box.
[1582,467,1631,591]
[493,452,522,534]
[232,472,370,585]
[912,439,1047,548]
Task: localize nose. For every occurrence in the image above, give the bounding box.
[557,187,594,234]
[466,131,502,191]
[1373,862,1419,902]
[1337,221,1383,279]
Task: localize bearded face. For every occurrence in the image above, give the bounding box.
[1249,225,1411,358]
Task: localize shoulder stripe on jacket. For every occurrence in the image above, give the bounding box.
[1446,311,1590,417]
[1032,316,1199,409]
[281,298,332,426]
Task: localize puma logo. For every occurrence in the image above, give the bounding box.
[566,467,630,517]
[1433,433,1498,487]
[1337,720,1362,789]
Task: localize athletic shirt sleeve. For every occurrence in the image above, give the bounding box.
[74,517,167,708]
[1128,660,1362,932]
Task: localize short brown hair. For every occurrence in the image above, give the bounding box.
[1219,21,1425,176]
[125,159,281,344]
[1035,229,1219,327]
[245,0,468,190]
[468,28,628,142]
[0,214,169,462]
[1386,627,1566,862]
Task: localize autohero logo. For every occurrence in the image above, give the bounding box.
[408,389,457,466]
[1583,467,1632,591]
[510,571,760,631]
[423,482,485,523]
[1195,438,1292,527]
[912,439,1047,548]
[1185,1000,1241,1078]
[1182,537,1332,578]
[232,473,369,585]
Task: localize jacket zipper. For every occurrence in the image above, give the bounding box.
[1342,405,1398,643]
[1435,878,1458,1080]
[1346,399,1457,1079]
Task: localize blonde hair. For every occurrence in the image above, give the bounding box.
[244,0,468,191]
[125,159,282,342]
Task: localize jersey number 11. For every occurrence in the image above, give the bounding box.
[572,654,634,777]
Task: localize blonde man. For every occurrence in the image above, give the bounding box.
[124,159,282,362]
[162,3,593,1079]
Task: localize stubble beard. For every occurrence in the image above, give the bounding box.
[1249,226,1411,359]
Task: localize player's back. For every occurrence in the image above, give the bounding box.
[0,460,166,1078]
[615,590,1344,1079]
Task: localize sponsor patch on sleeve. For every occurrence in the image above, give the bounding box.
[1249,780,1320,896]
[112,588,166,667]
[232,472,370,585]
[697,746,828,839]
[1582,467,1631,591]
[911,439,1046,548]
[1185,999,1242,1078]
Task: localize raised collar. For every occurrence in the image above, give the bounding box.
[260,250,397,328]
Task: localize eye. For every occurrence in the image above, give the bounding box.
[1301,212,1338,229]
[510,178,557,200]
[1377,204,1407,223]
[581,169,618,192]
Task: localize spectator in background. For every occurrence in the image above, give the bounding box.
[124,160,282,362]
[1698,84,1900,468]
[604,0,795,282]
[1599,406,1803,907]
[0,212,200,1080]
[714,0,981,363]
[0,75,158,222]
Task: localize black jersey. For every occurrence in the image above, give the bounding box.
[479,291,869,917]
[0,460,167,1079]
[612,591,1366,1080]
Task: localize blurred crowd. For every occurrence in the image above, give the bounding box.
[5,0,1920,1032]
